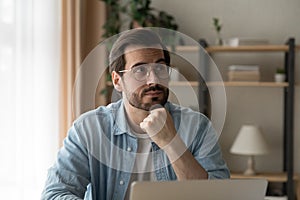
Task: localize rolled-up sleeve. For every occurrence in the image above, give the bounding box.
[204,143,230,179]
[194,120,230,179]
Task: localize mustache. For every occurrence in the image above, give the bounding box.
[141,84,165,96]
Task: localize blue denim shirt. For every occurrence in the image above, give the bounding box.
[42,100,230,200]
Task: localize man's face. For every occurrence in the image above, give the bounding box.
[120,47,169,111]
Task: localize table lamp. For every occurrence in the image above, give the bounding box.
[230,125,269,175]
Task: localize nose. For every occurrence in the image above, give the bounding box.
[146,69,160,84]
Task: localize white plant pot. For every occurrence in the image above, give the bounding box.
[274,74,286,83]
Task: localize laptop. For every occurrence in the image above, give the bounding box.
[129,179,268,200]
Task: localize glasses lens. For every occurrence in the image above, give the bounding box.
[132,65,148,81]
[131,64,171,81]
[154,64,170,79]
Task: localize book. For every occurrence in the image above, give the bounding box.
[227,65,260,81]
[228,71,260,81]
[228,65,260,71]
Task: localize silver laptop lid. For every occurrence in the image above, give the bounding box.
[130,179,268,200]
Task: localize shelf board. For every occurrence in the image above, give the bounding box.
[208,81,289,87]
[167,45,199,52]
[205,45,300,53]
[231,172,299,182]
[167,44,300,53]
[170,81,288,87]
[169,81,198,87]
[175,45,199,52]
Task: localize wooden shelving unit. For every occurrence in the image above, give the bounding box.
[198,38,297,200]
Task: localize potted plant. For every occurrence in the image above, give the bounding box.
[100,0,126,38]
[274,68,286,83]
[213,17,222,45]
[100,0,178,38]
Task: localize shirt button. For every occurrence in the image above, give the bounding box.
[120,180,124,185]
[127,147,132,152]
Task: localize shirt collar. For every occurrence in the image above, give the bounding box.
[112,100,130,136]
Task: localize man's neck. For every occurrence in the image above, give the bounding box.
[124,101,149,134]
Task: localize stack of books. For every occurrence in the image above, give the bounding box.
[227,65,260,81]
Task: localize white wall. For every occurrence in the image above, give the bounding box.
[152,0,300,173]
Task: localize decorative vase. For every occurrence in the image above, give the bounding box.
[215,33,223,46]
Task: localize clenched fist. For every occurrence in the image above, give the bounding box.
[140,105,177,149]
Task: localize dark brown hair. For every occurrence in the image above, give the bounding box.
[109,29,170,74]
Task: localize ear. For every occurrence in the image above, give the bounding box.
[111,71,123,92]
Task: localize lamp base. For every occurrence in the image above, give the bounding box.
[243,155,256,175]
[244,168,256,175]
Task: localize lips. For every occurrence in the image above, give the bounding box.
[142,84,165,95]
[144,90,163,96]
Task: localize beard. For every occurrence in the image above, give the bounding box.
[124,84,169,111]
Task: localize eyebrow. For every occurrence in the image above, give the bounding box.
[130,58,166,69]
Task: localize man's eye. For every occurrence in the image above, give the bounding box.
[155,65,163,71]
[133,66,146,73]
[155,64,167,72]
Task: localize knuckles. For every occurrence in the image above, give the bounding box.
[150,108,167,120]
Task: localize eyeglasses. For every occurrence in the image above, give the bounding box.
[118,63,171,82]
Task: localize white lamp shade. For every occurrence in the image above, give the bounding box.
[230,125,269,155]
